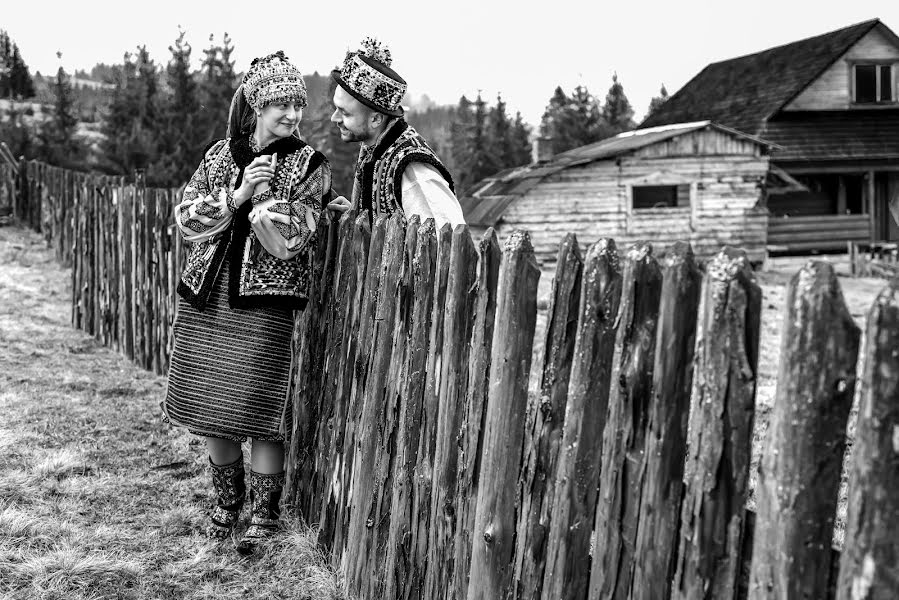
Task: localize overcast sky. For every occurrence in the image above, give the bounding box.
[5,1,899,126]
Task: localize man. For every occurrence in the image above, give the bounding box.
[326,38,465,228]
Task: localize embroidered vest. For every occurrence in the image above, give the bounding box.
[351,119,454,219]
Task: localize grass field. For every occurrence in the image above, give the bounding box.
[0,225,887,598]
[0,226,346,599]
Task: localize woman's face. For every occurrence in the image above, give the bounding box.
[258,101,302,139]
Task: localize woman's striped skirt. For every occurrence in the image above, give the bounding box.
[163,266,295,442]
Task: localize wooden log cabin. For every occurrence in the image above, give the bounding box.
[640,18,899,254]
[459,121,773,281]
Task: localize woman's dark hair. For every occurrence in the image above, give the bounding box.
[227,85,256,138]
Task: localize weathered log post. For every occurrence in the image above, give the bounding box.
[283,212,337,513]
[318,213,371,555]
[671,247,761,600]
[363,215,420,600]
[305,214,348,518]
[588,242,663,600]
[836,278,899,600]
[467,230,540,600]
[333,214,385,564]
[748,261,860,599]
[541,238,622,600]
[383,217,438,600]
[425,225,479,598]
[452,229,502,600]
[512,234,583,600]
[345,213,407,595]
[630,241,702,600]
[397,222,453,589]
[302,209,361,523]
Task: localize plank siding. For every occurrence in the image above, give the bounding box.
[785,28,899,111]
[495,152,768,284]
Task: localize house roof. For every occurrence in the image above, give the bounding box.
[765,110,899,162]
[462,121,773,227]
[639,19,888,134]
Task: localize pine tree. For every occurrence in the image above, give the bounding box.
[9,45,35,98]
[539,86,569,147]
[153,29,205,186]
[601,72,635,135]
[450,95,474,193]
[101,47,161,177]
[40,66,82,168]
[540,84,608,154]
[646,84,670,119]
[509,111,531,167]
[198,33,237,142]
[487,93,514,171]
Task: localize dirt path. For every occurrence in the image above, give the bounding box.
[0,226,342,600]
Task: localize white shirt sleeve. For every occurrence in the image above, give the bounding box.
[400,162,466,229]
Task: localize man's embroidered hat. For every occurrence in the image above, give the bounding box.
[333,38,406,117]
[242,51,307,111]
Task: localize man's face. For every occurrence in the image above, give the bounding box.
[331,85,373,143]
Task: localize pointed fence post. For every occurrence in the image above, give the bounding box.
[671,247,761,600]
[318,213,371,555]
[383,217,438,600]
[836,278,899,600]
[425,225,479,598]
[748,262,860,599]
[630,242,702,600]
[512,233,583,600]
[541,238,622,600]
[588,242,662,600]
[452,229,502,600]
[466,230,540,600]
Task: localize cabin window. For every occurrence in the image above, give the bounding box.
[632,184,691,210]
[853,64,895,104]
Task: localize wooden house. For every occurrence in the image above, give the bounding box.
[641,18,899,253]
[460,121,774,277]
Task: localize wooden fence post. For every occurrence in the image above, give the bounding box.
[299,209,361,523]
[588,242,663,600]
[283,213,337,513]
[364,214,420,600]
[671,247,761,600]
[466,230,540,600]
[512,233,584,600]
[541,238,622,600]
[318,212,371,554]
[630,242,702,600]
[452,228,502,600]
[748,262,860,599]
[424,225,478,598]
[384,217,438,600]
[345,213,407,596]
[836,278,899,600]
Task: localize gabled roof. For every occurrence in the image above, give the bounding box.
[639,19,892,134]
[462,121,773,227]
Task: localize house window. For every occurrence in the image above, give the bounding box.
[854,64,895,104]
[632,184,691,209]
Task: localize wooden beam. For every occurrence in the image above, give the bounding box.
[869,170,877,242]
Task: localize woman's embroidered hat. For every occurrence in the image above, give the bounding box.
[242,51,307,111]
[332,38,406,117]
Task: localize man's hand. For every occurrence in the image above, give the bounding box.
[327,195,352,214]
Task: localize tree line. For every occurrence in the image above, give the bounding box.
[0,29,670,197]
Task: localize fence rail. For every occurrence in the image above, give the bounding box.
[4,158,898,600]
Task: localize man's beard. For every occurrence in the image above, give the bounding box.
[338,125,368,143]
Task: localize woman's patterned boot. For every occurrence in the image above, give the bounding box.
[205,455,246,539]
[235,470,284,555]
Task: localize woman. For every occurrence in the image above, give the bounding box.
[162,51,329,554]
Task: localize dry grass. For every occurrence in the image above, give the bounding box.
[0,226,347,600]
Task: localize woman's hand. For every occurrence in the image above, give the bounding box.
[233,155,276,206]
[327,195,352,214]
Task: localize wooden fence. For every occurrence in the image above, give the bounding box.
[5,158,899,600]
